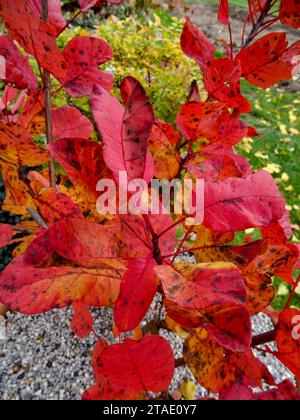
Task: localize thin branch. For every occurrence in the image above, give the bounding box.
[175,357,185,368]
[12,226,36,234]
[251,329,277,347]
[56,9,83,38]
[28,207,48,229]
[41,0,56,188]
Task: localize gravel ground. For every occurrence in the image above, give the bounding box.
[0,306,295,400]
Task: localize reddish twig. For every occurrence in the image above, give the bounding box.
[56,9,83,38]
[251,329,277,347]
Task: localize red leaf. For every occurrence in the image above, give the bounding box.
[79,0,99,11]
[203,59,251,113]
[247,0,268,19]
[0,0,66,78]
[24,218,122,268]
[91,77,155,183]
[59,36,113,97]
[220,379,300,400]
[0,255,122,314]
[71,302,93,339]
[187,146,251,182]
[236,33,300,88]
[29,0,66,34]
[0,122,49,167]
[93,335,174,395]
[79,0,124,12]
[114,255,158,332]
[280,0,300,29]
[148,120,181,179]
[48,139,111,202]
[52,107,94,141]
[256,380,300,401]
[204,170,285,233]
[0,36,38,92]
[176,101,247,146]
[120,213,176,259]
[218,0,229,25]
[204,305,252,352]
[0,224,13,248]
[156,263,251,352]
[34,189,83,225]
[184,327,264,393]
[275,308,300,378]
[220,382,254,400]
[180,17,215,70]
[260,221,299,285]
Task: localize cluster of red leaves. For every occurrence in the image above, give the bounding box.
[0,0,300,401]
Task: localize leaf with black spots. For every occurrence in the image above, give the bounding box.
[180,17,215,70]
[91,77,155,183]
[59,36,113,97]
[0,0,67,78]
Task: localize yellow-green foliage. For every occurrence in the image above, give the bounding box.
[96,15,201,121]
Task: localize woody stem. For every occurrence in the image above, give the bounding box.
[251,329,277,347]
[41,0,56,188]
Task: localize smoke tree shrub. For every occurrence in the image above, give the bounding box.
[0,0,299,400]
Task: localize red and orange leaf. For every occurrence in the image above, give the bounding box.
[52,107,94,141]
[156,262,251,351]
[187,146,251,182]
[0,162,33,215]
[148,120,180,180]
[203,59,251,113]
[0,255,122,314]
[280,0,300,29]
[275,308,300,378]
[180,17,215,70]
[0,35,38,92]
[91,77,155,183]
[59,36,113,97]
[71,302,94,339]
[0,122,49,167]
[34,189,83,225]
[0,0,66,78]
[0,223,13,248]
[184,327,263,393]
[93,335,174,395]
[204,171,285,233]
[177,101,247,145]
[114,255,158,332]
[24,218,123,269]
[48,138,111,205]
[236,33,300,88]
[18,89,45,136]
[204,304,252,352]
